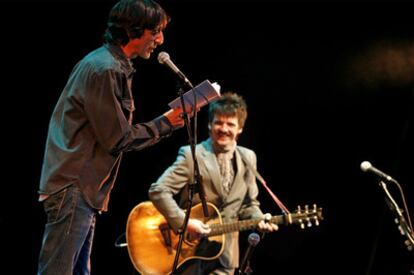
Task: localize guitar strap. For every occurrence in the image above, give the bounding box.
[237,147,290,214]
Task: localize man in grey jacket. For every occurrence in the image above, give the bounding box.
[149,92,278,274]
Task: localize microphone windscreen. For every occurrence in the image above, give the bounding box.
[158,51,169,64]
[360,161,372,172]
[248,232,260,247]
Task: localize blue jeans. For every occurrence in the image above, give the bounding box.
[38,185,97,275]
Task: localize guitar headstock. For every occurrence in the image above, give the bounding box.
[292,204,323,229]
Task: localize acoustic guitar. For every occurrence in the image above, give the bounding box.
[126,201,322,275]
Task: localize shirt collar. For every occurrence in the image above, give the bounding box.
[104,43,135,77]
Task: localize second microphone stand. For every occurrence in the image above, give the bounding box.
[171,80,209,274]
[378,180,414,251]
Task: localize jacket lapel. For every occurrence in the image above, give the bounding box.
[228,147,245,194]
[200,140,224,195]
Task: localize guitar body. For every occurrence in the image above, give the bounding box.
[126,201,225,275]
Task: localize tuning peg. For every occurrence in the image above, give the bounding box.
[311,204,320,226]
[303,205,314,227]
[296,205,305,229]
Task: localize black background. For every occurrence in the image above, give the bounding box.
[1,0,414,274]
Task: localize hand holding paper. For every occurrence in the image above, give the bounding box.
[163,108,185,129]
[164,80,221,129]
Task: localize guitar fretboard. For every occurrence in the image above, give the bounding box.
[206,208,323,236]
[207,215,292,236]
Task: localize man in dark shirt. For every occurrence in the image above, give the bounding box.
[37,1,186,274]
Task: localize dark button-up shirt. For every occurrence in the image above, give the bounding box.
[39,44,173,211]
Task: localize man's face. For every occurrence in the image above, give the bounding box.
[128,26,165,59]
[209,114,243,149]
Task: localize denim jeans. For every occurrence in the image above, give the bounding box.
[38,185,97,275]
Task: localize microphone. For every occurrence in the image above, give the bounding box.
[247,232,261,247]
[360,161,397,183]
[158,51,193,88]
[238,233,260,275]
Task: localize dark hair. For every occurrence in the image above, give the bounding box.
[104,0,169,45]
[208,92,248,128]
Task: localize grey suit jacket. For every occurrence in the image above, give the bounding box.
[149,138,264,268]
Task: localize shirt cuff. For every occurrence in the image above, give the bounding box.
[154,115,174,138]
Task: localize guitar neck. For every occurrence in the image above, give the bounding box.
[206,207,323,236]
[207,215,287,236]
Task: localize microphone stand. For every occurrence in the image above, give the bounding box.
[238,245,254,275]
[378,180,414,251]
[171,79,209,274]
[238,233,261,275]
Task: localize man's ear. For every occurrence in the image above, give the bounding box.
[238,128,243,134]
